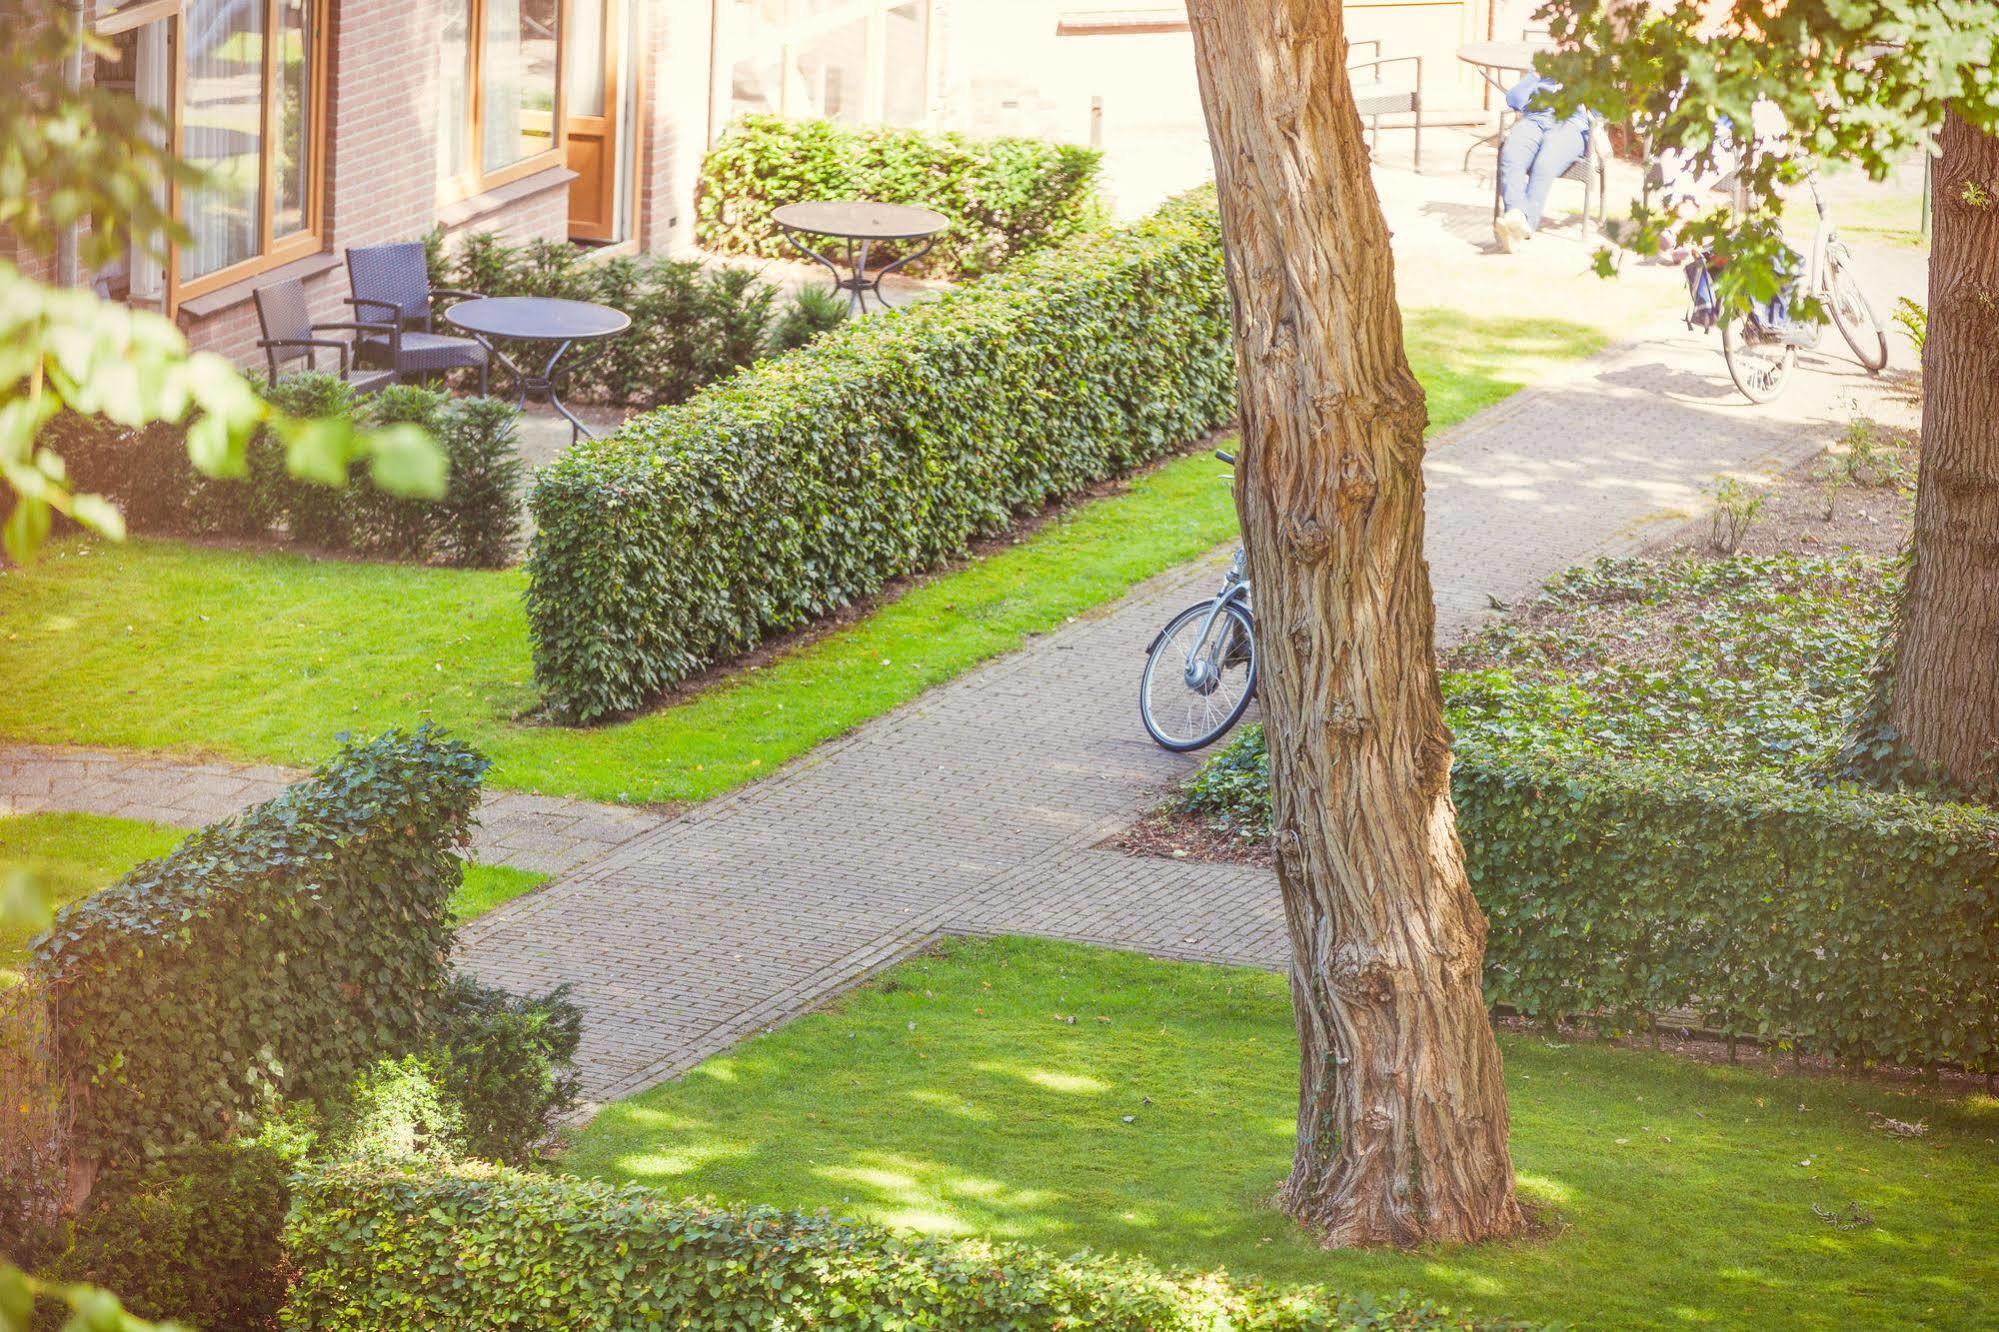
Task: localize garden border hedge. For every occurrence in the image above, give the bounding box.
[281,1160,1512,1331]
[527,188,1235,721]
[696,114,1104,281]
[1184,727,1999,1073]
[33,726,488,1162]
[1458,742,1999,1070]
[53,377,525,567]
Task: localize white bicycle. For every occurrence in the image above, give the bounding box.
[1687,172,1889,404]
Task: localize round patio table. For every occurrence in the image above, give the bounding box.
[771,200,950,314]
[443,297,631,442]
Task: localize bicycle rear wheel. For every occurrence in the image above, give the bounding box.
[1722,314,1797,404]
[1827,243,1889,372]
[1140,601,1257,752]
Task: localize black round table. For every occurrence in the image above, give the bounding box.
[771,200,950,314]
[444,297,631,442]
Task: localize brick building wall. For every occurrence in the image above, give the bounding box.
[178,0,576,367]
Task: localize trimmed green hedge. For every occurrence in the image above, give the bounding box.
[34,727,488,1162]
[1182,727,1999,1072]
[1459,744,1999,1069]
[696,114,1104,281]
[54,377,524,567]
[527,189,1234,721]
[281,1161,1510,1331]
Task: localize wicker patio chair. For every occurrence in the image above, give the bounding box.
[253,276,397,394]
[343,241,491,393]
[1349,40,1423,171]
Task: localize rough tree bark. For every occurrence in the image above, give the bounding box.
[1887,111,1999,791]
[1182,0,1524,1246]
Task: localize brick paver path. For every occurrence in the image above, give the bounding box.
[1,291,1922,1109]
[0,746,659,878]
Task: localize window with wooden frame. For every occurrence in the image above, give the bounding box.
[437,0,568,201]
[98,0,331,307]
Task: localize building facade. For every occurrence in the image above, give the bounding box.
[50,0,1501,367]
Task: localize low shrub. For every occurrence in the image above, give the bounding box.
[323,1056,467,1165]
[1182,724,1999,1072]
[428,974,582,1164]
[1456,745,1999,1068]
[39,1139,292,1330]
[54,377,524,566]
[427,229,828,407]
[528,189,1234,721]
[696,114,1105,281]
[282,1161,1508,1331]
[32,726,487,1163]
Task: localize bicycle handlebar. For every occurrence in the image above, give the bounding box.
[1215,449,1236,465]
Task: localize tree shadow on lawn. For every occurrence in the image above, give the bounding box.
[559,937,1999,1331]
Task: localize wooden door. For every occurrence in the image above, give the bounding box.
[566,0,622,242]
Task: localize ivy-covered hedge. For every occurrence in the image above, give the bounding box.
[54,377,524,567]
[1458,745,1999,1070]
[282,1161,1507,1331]
[1182,727,1999,1072]
[34,727,488,1162]
[696,114,1105,281]
[527,189,1234,721]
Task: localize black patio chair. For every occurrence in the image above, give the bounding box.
[253,276,397,395]
[1349,40,1423,171]
[343,241,490,393]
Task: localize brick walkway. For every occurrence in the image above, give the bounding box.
[0,271,1922,1110]
[0,746,658,878]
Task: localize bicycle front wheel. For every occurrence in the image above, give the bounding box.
[1722,314,1797,404]
[1827,245,1889,372]
[1140,601,1257,752]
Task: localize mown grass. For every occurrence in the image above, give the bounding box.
[0,812,545,985]
[562,935,1999,1332]
[0,308,1613,807]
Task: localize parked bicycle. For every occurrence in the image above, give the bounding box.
[1139,450,1257,751]
[1683,171,1889,404]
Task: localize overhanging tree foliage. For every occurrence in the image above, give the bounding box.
[1183,0,1525,1246]
[1538,0,1999,791]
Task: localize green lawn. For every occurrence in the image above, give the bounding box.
[563,937,1999,1331]
[0,812,545,985]
[0,308,1614,807]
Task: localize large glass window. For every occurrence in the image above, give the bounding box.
[441,0,565,198]
[182,0,266,279]
[720,0,930,128]
[99,0,327,301]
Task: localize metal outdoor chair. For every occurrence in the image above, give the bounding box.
[1349,40,1423,171]
[343,241,490,393]
[1561,136,1610,240]
[253,276,396,394]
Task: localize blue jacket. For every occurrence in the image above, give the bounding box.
[1506,75,1592,132]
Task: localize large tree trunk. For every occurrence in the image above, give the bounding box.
[1182,1,1524,1247]
[1888,111,1999,791]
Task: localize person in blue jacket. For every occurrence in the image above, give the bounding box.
[1493,74,1594,251]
